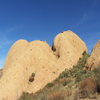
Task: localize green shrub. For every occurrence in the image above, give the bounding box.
[32,72,35,77]
[29,72,35,82]
[93,67,100,92]
[72,51,90,82]
[19,92,33,100]
[19,51,100,100]
[46,83,54,88]
[59,51,90,83]
[59,69,71,79]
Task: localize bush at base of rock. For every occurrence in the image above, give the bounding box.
[79,77,97,98]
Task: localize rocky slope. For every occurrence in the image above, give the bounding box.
[86,40,100,70]
[0,31,87,100]
[19,52,100,100]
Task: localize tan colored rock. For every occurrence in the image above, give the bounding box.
[0,31,87,100]
[27,31,87,94]
[0,40,57,100]
[86,40,100,70]
[52,31,88,70]
[3,40,29,71]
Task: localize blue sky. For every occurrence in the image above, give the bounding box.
[0,0,100,68]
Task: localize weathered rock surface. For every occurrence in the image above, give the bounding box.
[52,31,87,70]
[86,40,100,70]
[0,31,87,100]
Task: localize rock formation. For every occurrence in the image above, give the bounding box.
[0,31,87,100]
[52,31,87,70]
[86,40,100,70]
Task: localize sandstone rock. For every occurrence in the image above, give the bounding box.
[0,40,57,100]
[52,31,88,70]
[27,31,87,94]
[0,31,87,100]
[86,40,100,70]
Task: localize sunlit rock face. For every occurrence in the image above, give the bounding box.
[0,31,87,100]
[86,40,100,70]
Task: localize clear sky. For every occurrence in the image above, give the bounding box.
[0,0,100,68]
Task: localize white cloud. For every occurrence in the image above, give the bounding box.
[77,13,89,26]
[76,11,95,27]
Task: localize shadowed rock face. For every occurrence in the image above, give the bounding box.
[86,40,100,70]
[0,31,87,100]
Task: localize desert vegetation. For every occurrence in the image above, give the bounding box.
[19,51,100,100]
[29,72,35,82]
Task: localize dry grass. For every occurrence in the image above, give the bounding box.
[47,91,65,100]
[79,77,97,98]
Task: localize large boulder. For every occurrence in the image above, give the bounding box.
[0,40,57,100]
[86,40,100,70]
[27,31,87,94]
[0,31,87,100]
[52,31,87,70]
